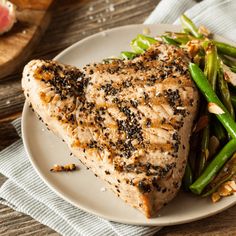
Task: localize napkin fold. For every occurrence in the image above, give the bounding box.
[1,0,236,235]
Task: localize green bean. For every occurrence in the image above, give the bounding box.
[230,66,236,73]
[190,138,236,194]
[218,66,235,119]
[197,43,218,175]
[165,31,188,37]
[130,38,146,54]
[220,54,236,67]
[130,35,157,54]
[202,153,236,196]
[161,36,179,46]
[231,94,236,108]
[229,83,236,94]
[198,119,210,176]
[120,51,137,60]
[214,41,236,58]
[188,132,201,178]
[165,31,192,44]
[219,54,236,73]
[174,36,191,45]
[212,118,227,143]
[204,43,218,90]
[201,171,235,197]
[189,63,236,139]
[137,34,157,46]
[198,43,216,174]
[183,162,193,191]
[180,14,203,39]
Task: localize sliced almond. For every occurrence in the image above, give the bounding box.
[222,64,236,86]
[208,102,225,115]
[186,40,200,57]
[226,181,236,192]
[218,183,233,197]
[198,25,211,37]
[211,192,221,203]
[193,115,209,133]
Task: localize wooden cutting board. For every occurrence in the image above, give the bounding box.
[0,0,54,80]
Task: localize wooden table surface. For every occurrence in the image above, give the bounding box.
[0,0,235,235]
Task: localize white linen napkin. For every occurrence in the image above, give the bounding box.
[145,0,236,42]
[1,0,236,235]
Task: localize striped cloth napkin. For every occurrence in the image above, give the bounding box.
[1,0,236,235]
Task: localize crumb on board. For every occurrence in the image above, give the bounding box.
[50,163,77,172]
[100,187,107,192]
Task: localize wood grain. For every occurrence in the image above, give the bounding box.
[0,0,235,235]
[0,0,54,79]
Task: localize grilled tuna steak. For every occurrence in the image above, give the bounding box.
[22,42,199,217]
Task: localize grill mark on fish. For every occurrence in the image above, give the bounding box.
[34,57,188,162]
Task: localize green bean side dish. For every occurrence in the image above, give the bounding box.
[117,15,236,201]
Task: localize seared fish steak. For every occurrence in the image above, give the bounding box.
[22,42,199,217]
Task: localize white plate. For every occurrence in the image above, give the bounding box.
[22,24,236,226]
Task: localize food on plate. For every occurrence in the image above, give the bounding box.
[0,0,16,35]
[22,14,236,216]
[121,15,236,204]
[22,42,199,217]
[50,163,77,172]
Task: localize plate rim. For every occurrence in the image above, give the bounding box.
[22,23,236,226]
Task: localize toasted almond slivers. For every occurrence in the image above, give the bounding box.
[198,25,211,37]
[222,64,236,86]
[193,115,209,133]
[218,184,233,197]
[186,42,200,57]
[226,181,236,192]
[211,192,221,203]
[208,102,225,115]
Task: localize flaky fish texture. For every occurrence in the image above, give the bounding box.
[22,42,199,218]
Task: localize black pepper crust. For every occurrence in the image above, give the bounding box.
[33,42,196,194]
[37,61,88,100]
